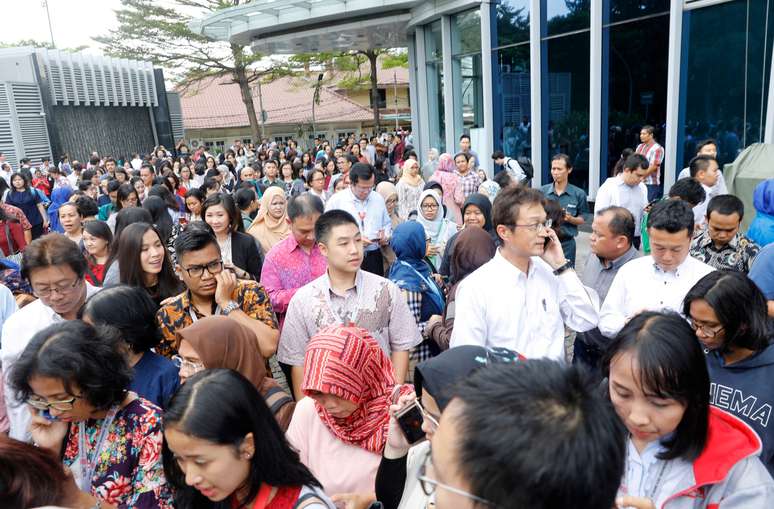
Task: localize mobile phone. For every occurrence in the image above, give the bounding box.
[395,402,426,444]
[544,236,552,248]
[41,408,58,422]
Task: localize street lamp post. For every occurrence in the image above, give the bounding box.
[42,0,56,48]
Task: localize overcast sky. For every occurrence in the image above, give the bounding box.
[1,0,124,53]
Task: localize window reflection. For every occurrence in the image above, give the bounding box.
[494,45,531,159]
[425,20,445,153]
[546,0,590,36]
[452,10,484,143]
[608,0,669,23]
[497,0,530,47]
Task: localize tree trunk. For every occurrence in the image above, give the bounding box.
[367,51,381,133]
[231,44,261,143]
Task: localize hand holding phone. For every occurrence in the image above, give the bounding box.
[395,402,426,445]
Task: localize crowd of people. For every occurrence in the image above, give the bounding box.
[0,128,772,509]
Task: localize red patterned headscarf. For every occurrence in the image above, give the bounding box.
[303,325,413,454]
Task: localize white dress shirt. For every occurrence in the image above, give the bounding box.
[594,176,648,235]
[693,182,724,227]
[449,250,599,360]
[677,166,728,195]
[1,284,99,441]
[599,255,714,338]
[325,188,392,251]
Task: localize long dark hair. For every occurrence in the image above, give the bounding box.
[115,183,138,212]
[143,195,173,244]
[149,184,179,212]
[116,222,182,301]
[163,369,321,508]
[202,192,243,233]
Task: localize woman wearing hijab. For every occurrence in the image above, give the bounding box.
[429,153,465,224]
[426,227,496,350]
[377,181,402,272]
[248,185,291,254]
[389,221,445,366]
[173,316,296,431]
[376,346,524,509]
[287,325,413,509]
[439,192,496,280]
[46,186,73,233]
[395,159,425,220]
[416,189,457,270]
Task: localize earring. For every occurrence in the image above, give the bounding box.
[243,452,252,459]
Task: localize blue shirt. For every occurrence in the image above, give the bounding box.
[540,183,589,239]
[325,188,392,252]
[128,351,180,409]
[750,242,774,300]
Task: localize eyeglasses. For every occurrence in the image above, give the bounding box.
[689,319,725,338]
[32,278,82,298]
[172,355,205,374]
[508,219,553,233]
[182,260,224,278]
[27,394,81,411]
[418,448,496,506]
[415,400,440,431]
[421,203,439,210]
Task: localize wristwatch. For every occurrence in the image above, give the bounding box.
[220,300,240,315]
[553,260,573,276]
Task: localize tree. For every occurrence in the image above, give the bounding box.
[95,0,273,142]
[0,39,88,52]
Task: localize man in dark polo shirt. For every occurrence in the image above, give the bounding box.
[540,153,588,266]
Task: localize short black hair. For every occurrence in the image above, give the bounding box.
[459,133,471,142]
[106,179,121,193]
[451,360,625,509]
[22,233,88,281]
[668,177,706,207]
[81,285,163,354]
[706,194,744,221]
[202,177,219,191]
[603,311,710,461]
[9,320,132,410]
[492,185,545,237]
[349,162,374,185]
[551,153,572,169]
[493,170,513,189]
[597,206,635,246]
[174,221,219,259]
[74,196,98,218]
[491,150,505,160]
[696,138,717,153]
[623,153,648,171]
[287,193,324,220]
[235,187,257,210]
[641,124,655,135]
[647,199,694,236]
[689,154,716,178]
[314,209,359,244]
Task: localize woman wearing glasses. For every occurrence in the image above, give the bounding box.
[416,190,457,270]
[9,320,173,509]
[172,315,294,431]
[376,346,523,509]
[684,271,774,475]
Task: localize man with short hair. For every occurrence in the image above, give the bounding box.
[130,152,143,171]
[0,152,11,185]
[325,163,392,276]
[139,164,155,198]
[677,138,728,195]
[155,224,279,359]
[635,124,664,201]
[261,159,283,189]
[450,186,598,359]
[541,153,588,266]
[328,153,357,196]
[640,177,707,255]
[689,154,723,227]
[595,153,649,249]
[278,210,421,398]
[261,194,327,330]
[690,194,759,273]
[599,200,714,338]
[458,134,479,170]
[491,150,527,183]
[431,360,625,509]
[574,206,640,370]
[102,156,117,181]
[2,234,100,440]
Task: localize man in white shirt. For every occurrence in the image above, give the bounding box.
[130,153,143,171]
[450,186,599,360]
[599,199,714,338]
[687,155,723,227]
[1,234,100,441]
[677,138,728,196]
[594,153,649,249]
[325,163,392,277]
[0,152,12,186]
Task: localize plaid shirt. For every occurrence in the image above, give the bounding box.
[636,141,664,186]
[690,227,760,274]
[456,170,482,199]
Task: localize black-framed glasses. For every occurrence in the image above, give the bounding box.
[182,260,224,278]
[418,448,497,506]
[689,319,725,338]
[507,219,553,233]
[32,278,82,298]
[27,394,82,411]
[421,203,439,210]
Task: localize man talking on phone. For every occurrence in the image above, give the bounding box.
[449,186,599,360]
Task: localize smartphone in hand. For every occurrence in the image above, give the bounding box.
[395,402,426,444]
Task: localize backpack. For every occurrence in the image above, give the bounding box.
[504,157,534,184]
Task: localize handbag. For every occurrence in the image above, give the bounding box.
[1,221,23,267]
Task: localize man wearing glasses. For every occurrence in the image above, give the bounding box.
[2,234,100,441]
[325,162,392,276]
[449,186,598,360]
[155,224,279,359]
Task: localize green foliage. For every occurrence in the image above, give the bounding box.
[0,39,89,53]
[337,75,370,91]
[381,52,408,69]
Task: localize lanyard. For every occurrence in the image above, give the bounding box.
[78,405,120,492]
[323,271,365,326]
[232,483,272,509]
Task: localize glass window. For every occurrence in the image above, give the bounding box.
[425,20,445,153]
[493,44,531,159]
[546,31,590,190]
[451,10,482,55]
[605,14,669,177]
[452,10,484,145]
[608,1,669,23]
[682,0,774,166]
[546,0,590,36]
[496,0,530,47]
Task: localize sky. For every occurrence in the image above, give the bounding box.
[0,0,123,54]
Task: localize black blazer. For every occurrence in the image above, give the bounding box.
[230,231,264,281]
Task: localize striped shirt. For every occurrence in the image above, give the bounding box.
[636,141,664,186]
[455,170,482,199]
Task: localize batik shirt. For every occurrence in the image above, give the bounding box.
[690,227,760,273]
[63,398,173,509]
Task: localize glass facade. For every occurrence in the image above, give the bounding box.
[425,20,445,153]
[546,0,590,36]
[497,0,530,47]
[608,0,669,23]
[681,0,774,166]
[451,10,484,146]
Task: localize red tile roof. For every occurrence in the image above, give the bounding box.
[181,75,374,130]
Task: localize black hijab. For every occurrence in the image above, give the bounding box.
[462,193,493,233]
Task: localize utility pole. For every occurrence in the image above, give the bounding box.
[256,79,265,139]
[311,73,323,140]
[42,0,56,48]
[393,71,399,131]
